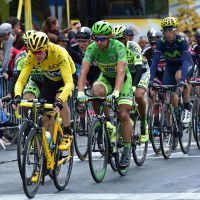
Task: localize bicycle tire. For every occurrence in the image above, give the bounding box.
[192,98,200,148]
[179,107,192,154]
[22,127,43,199]
[149,103,161,154]
[17,120,32,178]
[73,111,89,161]
[53,130,74,190]
[160,105,173,159]
[88,119,108,183]
[132,115,148,166]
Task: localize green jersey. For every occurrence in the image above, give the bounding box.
[14,50,45,83]
[126,48,143,74]
[83,39,129,78]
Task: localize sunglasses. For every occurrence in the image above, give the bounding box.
[77,39,90,43]
[150,42,156,46]
[94,36,109,42]
[31,49,45,55]
[163,27,175,33]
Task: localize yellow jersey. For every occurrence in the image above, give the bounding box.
[14,42,75,102]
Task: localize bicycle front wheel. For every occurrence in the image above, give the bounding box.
[132,116,148,166]
[17,120,32,178]
[22,128,43,199]
[88,119,108,183]
[149,103,161,154]
[160,105,173,159]
[53,131,74,191]
[73,111,89,160]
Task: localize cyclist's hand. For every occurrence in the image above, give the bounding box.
[106,90,119,102]
[12,95,21,110]
[53,99,63,114]
[77,91,88,103]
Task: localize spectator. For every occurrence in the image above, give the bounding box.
[0,23,14,80]
[138,36,148,51]
[126,28,135,41]
[57,33,68,48]
[41,16,71,43]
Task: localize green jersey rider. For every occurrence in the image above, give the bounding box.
[112,25,150,143]
[77,21,133,168]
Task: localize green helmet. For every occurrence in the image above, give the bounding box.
[92,21,112,36]
[23,30,36,45]
[112,25,127,39]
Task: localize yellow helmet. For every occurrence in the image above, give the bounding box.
[27,31,49,51]
[161,17,178,28]
[112,25,127,39]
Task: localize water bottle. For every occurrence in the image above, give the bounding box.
[46,131,53,150]
[75,63,81,77]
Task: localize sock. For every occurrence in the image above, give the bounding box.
[123,143,131,148]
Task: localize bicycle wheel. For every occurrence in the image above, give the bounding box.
[53,131,74,190]
[73,110,89,160]
[132,116,148,166]
[192,98,200,148]
[160,105,173,159]
[88,119,108,183]
[17,120,32,178]
[22,128,43,199]
[149,103,161,154]
[179,107,192,154]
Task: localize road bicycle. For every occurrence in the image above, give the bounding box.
[159,85,192,159]
[15,99,73,199]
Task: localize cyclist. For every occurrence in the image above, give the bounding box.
[112,25,149,143]
[13,31,75,151]
[77,26,100,86]
[143,28,165,135]
[77,21,133,168]
[150,17,193,131]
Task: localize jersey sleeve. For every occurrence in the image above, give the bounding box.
[57,50,74,102]
[14,53,34,97]
[82,43,95,63]
[66,50,76,75]
[116,42,127,62]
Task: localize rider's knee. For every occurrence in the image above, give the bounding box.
[135,88,145,100]
[92,84,106,96]
[23,92,35,100]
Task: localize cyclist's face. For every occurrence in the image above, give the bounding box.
[32,49,47,62]
[163,27,176,43]
[94,35,109,49]
[78,39,90,51]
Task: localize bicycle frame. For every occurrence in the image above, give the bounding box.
[15,100,73,170]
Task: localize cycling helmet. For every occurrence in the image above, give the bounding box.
[147,28,163,43]
[161,17,178,28]
[27,31,49,51]
[77,27,92,39]
[112,25,127,39]
[195,29,200,42]
[127,41,142,53]
[23,30,36,45]
[92,21,112,36]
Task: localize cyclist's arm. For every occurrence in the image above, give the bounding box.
[58,56,74,102]
[14,57,33,97]
[180,41,193,82]
[115,61,126,91]
[78,61,90,92]
[150,50,161,82]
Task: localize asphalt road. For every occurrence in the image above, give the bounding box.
[1,141,200,200]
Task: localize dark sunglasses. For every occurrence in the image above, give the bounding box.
[94,36,109,42]
[163,27,175,33]
[31,49,45,55]
[150,42,156,46]
[77,39,90,43]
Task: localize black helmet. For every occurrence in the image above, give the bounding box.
[147,28,163,43]
[195,29,200,42]
[77,26,92,39]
